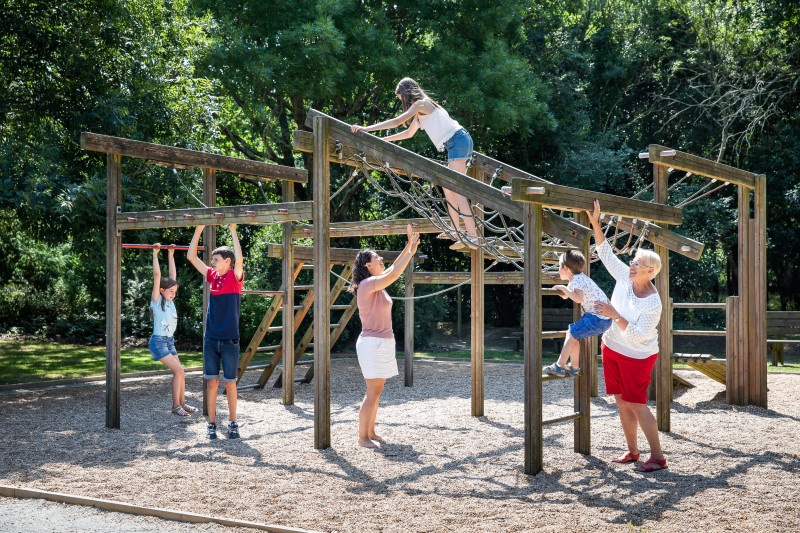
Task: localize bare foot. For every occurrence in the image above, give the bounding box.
[357,437,379,449]
[368,433,383,442]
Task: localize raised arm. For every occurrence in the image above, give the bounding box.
[151,245,162,304]
[350,100,434,134]
[372,225,420,291]
[167,245,177,282]
[230,224,244,282]
[587,200,629,281]
[381,118,420,143]
[187,226,209,277]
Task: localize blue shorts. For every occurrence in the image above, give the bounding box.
[443,128,473,162]
[203,338,240,382]
[149,335,177,361]
[569,313,612,341]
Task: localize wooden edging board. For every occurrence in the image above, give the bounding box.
[0,485,318,533]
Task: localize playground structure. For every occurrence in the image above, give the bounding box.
[84,106,769,475]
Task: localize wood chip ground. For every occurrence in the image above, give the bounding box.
[1,359,799,532]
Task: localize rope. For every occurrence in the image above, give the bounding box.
[173,168,207,208]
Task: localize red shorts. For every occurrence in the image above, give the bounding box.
[601,343,658,404]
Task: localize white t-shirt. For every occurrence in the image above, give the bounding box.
[568,272,610,319]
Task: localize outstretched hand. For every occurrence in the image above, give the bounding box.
[407,224,420,251]
[587,199,602,226]
[350,124,367,133]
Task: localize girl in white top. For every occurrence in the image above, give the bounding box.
[588,200,666,472]
[148,244,196,417]
[350,78,479,250]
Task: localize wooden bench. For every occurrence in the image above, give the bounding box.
[510,308,573,352]
[767,311,800,366]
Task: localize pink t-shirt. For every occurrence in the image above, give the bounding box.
[357,277,394,339]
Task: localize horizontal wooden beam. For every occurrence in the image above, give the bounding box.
[268,244,412,264]
[301,112,591,248]
[511,178,683,225]
[600,214,704,260]
[82,132,308,184]
[648,144,757,188]
[292,218,441,238]
[412,271,566,285]
[116,202,312,230]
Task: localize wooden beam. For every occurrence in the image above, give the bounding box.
[653,163,672,430]
[523,203,544,475]
[282,181,296,406]
[293,218,440,238]
[412,271,567,285]
[268,244,407,264]
[81,132,308,184]
[470,166,487,417]
[313,116,331,449]
[201,169,216,417]
[404,261,414,387]
[648,144,757,188]
[752,174,767,407]
[599,215,704,260]
[303,110,591,248]
[116,202,312,230]
[106,153,122,429]
[511,177,683,225]
[725,296,739,404]
[574,212,591,455]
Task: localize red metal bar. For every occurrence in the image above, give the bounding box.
[241,290,283,295]
[122,244,205,251]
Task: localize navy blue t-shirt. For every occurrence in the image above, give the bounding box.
[205,269,244,340]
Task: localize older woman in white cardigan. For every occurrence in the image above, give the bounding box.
[587,200,667,472]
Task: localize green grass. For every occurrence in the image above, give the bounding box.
[0,339,203,385]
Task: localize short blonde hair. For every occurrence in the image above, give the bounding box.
[634,249,662,279]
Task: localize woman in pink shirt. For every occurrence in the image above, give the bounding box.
[349,225,420,448]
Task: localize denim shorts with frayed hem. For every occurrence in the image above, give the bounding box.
[569,313,612,340]
[203,338,240,382]
[149,335,177,361]
[443,128,473,162]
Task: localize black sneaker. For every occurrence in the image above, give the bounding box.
[227,421,240,439]
[207,422,217,440]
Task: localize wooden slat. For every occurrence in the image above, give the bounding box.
[766,311,800,320]
[672,302,726,309]
[405,261,414,387]
[201,168,216,417]
[671,329,726,337]
[282,181,296,406]
[648,144,757,188]
[686,360,727,385]
[268,244,405,265]
[523,203,544,475]
[105,153,122,429]
[574,212,591,454]
[653,163,671,426]
[600,215,704,260]
[735,186,750,405]
[303,110,591,248]
[725,297,738,404]
[512,177,683,225]
[471,213,485,417]
[81,132,307,183]
[293,218,440,238]
[753,174,767,407]
[117,202,312,230]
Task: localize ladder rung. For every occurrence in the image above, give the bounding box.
[294,285,313,290]
[294,378,307,383]
[294,360,314,366]
[331,304,352,310]
[301,264,315,269]
[330,324,341,329]
[257,344,281,352]
[267,326,283,332]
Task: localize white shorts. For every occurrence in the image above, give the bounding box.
[356,335,398,380]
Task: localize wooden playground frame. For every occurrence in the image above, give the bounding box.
[85,109,766,475]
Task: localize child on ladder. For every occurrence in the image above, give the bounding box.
[350,77,479,250]
[148,244,197,417]
[543,250,612,377]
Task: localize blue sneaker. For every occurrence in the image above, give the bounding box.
[542,363,569,376]
[207,422,217,440]
[227,421,240,439]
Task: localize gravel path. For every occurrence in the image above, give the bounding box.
[2,358,799,532]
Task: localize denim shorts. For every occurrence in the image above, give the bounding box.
[149,335,177,361]
[443,128,473,162]
[203,338,240,382]
[569,313,613,341]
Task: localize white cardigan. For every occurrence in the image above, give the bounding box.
[597,240,662,359]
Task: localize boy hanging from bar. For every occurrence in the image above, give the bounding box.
[188,224,245,440]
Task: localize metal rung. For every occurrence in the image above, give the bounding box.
[330,324,341,329]
[294,285,313,290]
[294,378,307,383]
[331,304,352,310]
[257,345,281,352]
[267,326,283,332]
[301,264,315,269]
[542,412,581,427]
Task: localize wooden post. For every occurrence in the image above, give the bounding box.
[523,203,544,475]
[313,116,332,449]
[471,240,485,417]
[106,153,122,429]
[753,175,767,407]
[202,168,216,416]
[282,181,295,405]
[574,212,590,454]
[725,296,739,404]
[732,186,751,405]
[404,260,414,387]
[456,285,462,337]
[653,163,671,431]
